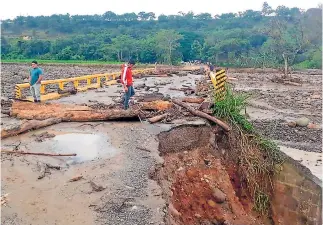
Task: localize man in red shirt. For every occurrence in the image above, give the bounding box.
[121,59,136,109]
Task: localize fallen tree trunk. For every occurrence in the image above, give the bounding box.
[182,97,205,104]
[10,101,140,121]
[1,118,62,139]
[172,99,231,132]
[148,113,168,123]
[1,150,76,157]
[11,101,172,121]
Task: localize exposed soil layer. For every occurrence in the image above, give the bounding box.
[158,125,211,155]
[155,126,269,225]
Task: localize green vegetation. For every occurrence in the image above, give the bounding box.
[213,86,253,132]
[1,3,322,69]
[1,59,122,65]
[213,85,284,215]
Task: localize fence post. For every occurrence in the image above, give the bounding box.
[59,82,64,90]
[15,85,22,99]
[73,80,79,88]
[40,85,46,94]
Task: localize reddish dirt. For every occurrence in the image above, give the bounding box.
[226,164,254,213]
[158,147,267,225]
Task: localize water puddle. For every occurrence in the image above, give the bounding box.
[52,133,118,164]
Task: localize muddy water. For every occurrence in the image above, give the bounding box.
[52,133,118,164]
[1,121,166,225]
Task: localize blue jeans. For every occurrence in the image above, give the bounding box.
[124,85,135,109]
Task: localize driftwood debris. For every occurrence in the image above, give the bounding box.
[1,118,62,139]
[182,97,205,104]
[139,100,173,111]
[148,113,168,123]
[169,87,194,92]
[1,150,77,157]
[172,99,231,132]
[69,176,83,182]
[283,81,302,86]
[137,147,151,152]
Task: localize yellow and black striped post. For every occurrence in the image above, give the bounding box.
[209,69,227,101]
[15,85,22,99]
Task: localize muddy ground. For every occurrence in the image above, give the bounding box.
[228,71,322,154]
[1,64,322,225]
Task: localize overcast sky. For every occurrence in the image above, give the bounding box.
[0,0,321,20]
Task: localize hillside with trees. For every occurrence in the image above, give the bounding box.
[1,2,322,69]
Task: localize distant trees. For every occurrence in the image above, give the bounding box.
[154,30,183,64]
[1,3,321,68]
[265,6,314,75]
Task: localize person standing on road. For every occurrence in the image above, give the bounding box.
[29,61,43,103]
[121,59,136,110]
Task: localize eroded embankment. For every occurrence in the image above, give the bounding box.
[152,125,322,225]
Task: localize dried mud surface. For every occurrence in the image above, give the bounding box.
[229,72,322,153]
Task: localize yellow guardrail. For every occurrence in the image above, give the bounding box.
[209,69,227,101]
[15,68,153,101]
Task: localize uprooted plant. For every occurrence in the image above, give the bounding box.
[212,84,284,215]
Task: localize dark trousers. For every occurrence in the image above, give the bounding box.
[124,85,135,109]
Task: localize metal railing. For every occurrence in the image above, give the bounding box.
[15,69,153,100]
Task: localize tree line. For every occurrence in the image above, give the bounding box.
[1,2,322,70]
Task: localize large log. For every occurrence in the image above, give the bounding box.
[10,101,140,121]
[172,99,231,132]
[1,118,62,139]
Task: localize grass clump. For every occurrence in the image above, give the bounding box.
[212,84,284,215]
[213,87,253,132]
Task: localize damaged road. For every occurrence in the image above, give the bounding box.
[1,65,322,225]
[1,66,211,225]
